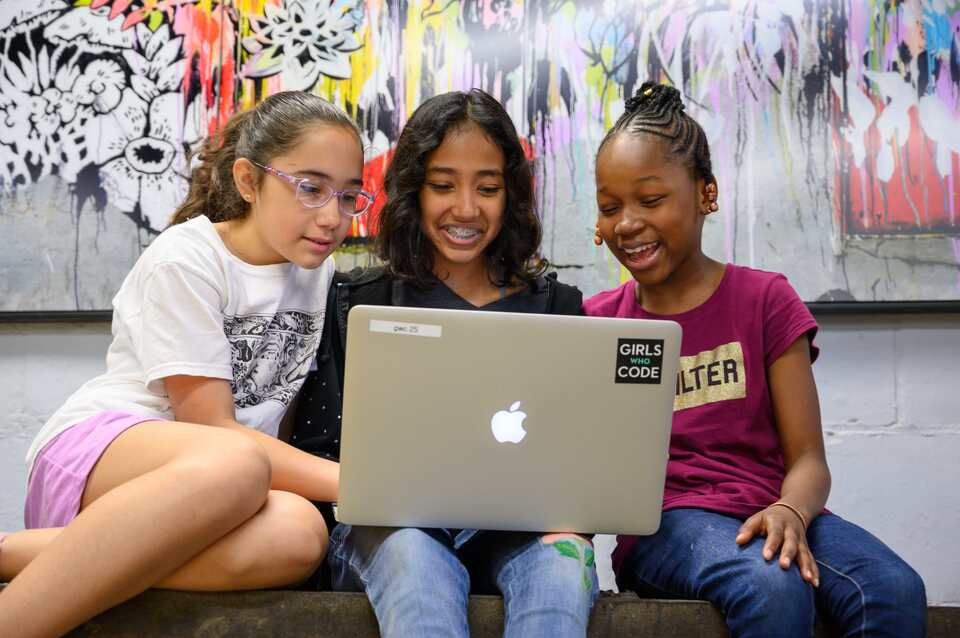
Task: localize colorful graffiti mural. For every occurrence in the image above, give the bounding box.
[1,0,958,312]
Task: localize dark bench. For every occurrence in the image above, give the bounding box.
[51,589,957,637]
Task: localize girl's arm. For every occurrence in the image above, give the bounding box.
[277,388,301,443]
[735,336,830,587]
[165,374,339,502]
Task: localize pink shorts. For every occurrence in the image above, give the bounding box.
[24,412,159,529]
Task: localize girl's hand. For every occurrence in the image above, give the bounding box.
[736,505,820,587]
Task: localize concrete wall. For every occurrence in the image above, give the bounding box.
[1,316,958,604]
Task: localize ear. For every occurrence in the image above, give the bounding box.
[697,177,719,216]
[232,158,259,204]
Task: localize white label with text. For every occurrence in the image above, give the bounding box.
[369,319,442,338]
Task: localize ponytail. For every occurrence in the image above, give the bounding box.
[170,110,253,225]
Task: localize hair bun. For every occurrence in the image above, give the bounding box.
[625,82,684,114]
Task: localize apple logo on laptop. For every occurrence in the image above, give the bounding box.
[491,401,527,443]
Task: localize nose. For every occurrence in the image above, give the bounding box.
[313,194,342,229]
[452,189,480,221]
[615,205,647,238]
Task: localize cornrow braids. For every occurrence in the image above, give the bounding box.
[599,82,715,185]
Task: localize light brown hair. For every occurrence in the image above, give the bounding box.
[171,92,361,225]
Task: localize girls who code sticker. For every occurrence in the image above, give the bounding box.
[615,338,664,384]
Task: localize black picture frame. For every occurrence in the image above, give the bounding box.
[4,300,960,323]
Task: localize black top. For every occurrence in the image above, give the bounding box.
[394,277,549,313]
[291,268,583,462]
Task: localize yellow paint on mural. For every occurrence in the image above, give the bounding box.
[585,63,617,130]
[235,0,270,14]
[547,62,560,111]
[403,3,427,115]
[344,17,377,115]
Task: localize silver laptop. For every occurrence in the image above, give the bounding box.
[336,305,681,535]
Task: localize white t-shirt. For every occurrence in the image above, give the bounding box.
[26,216,334,474]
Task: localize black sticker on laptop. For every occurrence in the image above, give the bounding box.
[616,338,664,384]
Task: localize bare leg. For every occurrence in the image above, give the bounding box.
[0,529,58,581]
[0,420,284,637]
[0,489,327,591]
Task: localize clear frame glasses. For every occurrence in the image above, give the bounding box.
[250,160,374,218]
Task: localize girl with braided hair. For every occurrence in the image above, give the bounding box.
[584,82,925,637]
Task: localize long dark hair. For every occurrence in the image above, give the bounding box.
[376,89,546,288]
[171,91,361,225]
[599,82,714,185]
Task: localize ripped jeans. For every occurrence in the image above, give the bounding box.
[618,510,926,638]
[328,525,598,638]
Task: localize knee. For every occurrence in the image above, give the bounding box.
[729,559,813,620]
[242,492,327,582]
[377,528,446,568]
[368,528,463,585]
[178,432,272,519]
[288,500,328,574]
[528,536,597,605]
[750,561,810,598]
[871,558,927,610]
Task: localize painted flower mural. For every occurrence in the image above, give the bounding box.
[0,0,958,314]
[243,0,364,89]
[98,91,193,230]
[0,0,376,312]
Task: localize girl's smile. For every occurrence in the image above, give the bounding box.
[620,239,662,270]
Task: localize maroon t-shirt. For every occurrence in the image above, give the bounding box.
[583,264,819,572]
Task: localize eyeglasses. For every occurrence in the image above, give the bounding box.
[249,160,374,218]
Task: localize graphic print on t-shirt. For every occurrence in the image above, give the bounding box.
[224,310,324,409]
[674,341,746,411]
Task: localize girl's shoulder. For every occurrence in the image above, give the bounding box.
[139,216,223,267]
[583,281,634,317]
[342,265,389,286]
[341,266,393,308]
[723,264,803,306]
[726,263,790,286]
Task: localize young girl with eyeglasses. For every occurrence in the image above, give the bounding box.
[0,91,373,637]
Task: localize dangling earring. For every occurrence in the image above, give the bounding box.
[593,225,603,246]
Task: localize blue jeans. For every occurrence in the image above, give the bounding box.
[328,525,598,638]
[619,509,926,638]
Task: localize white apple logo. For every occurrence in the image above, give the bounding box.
[491,401,527,443]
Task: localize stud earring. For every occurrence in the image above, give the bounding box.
[705,184,718,213]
